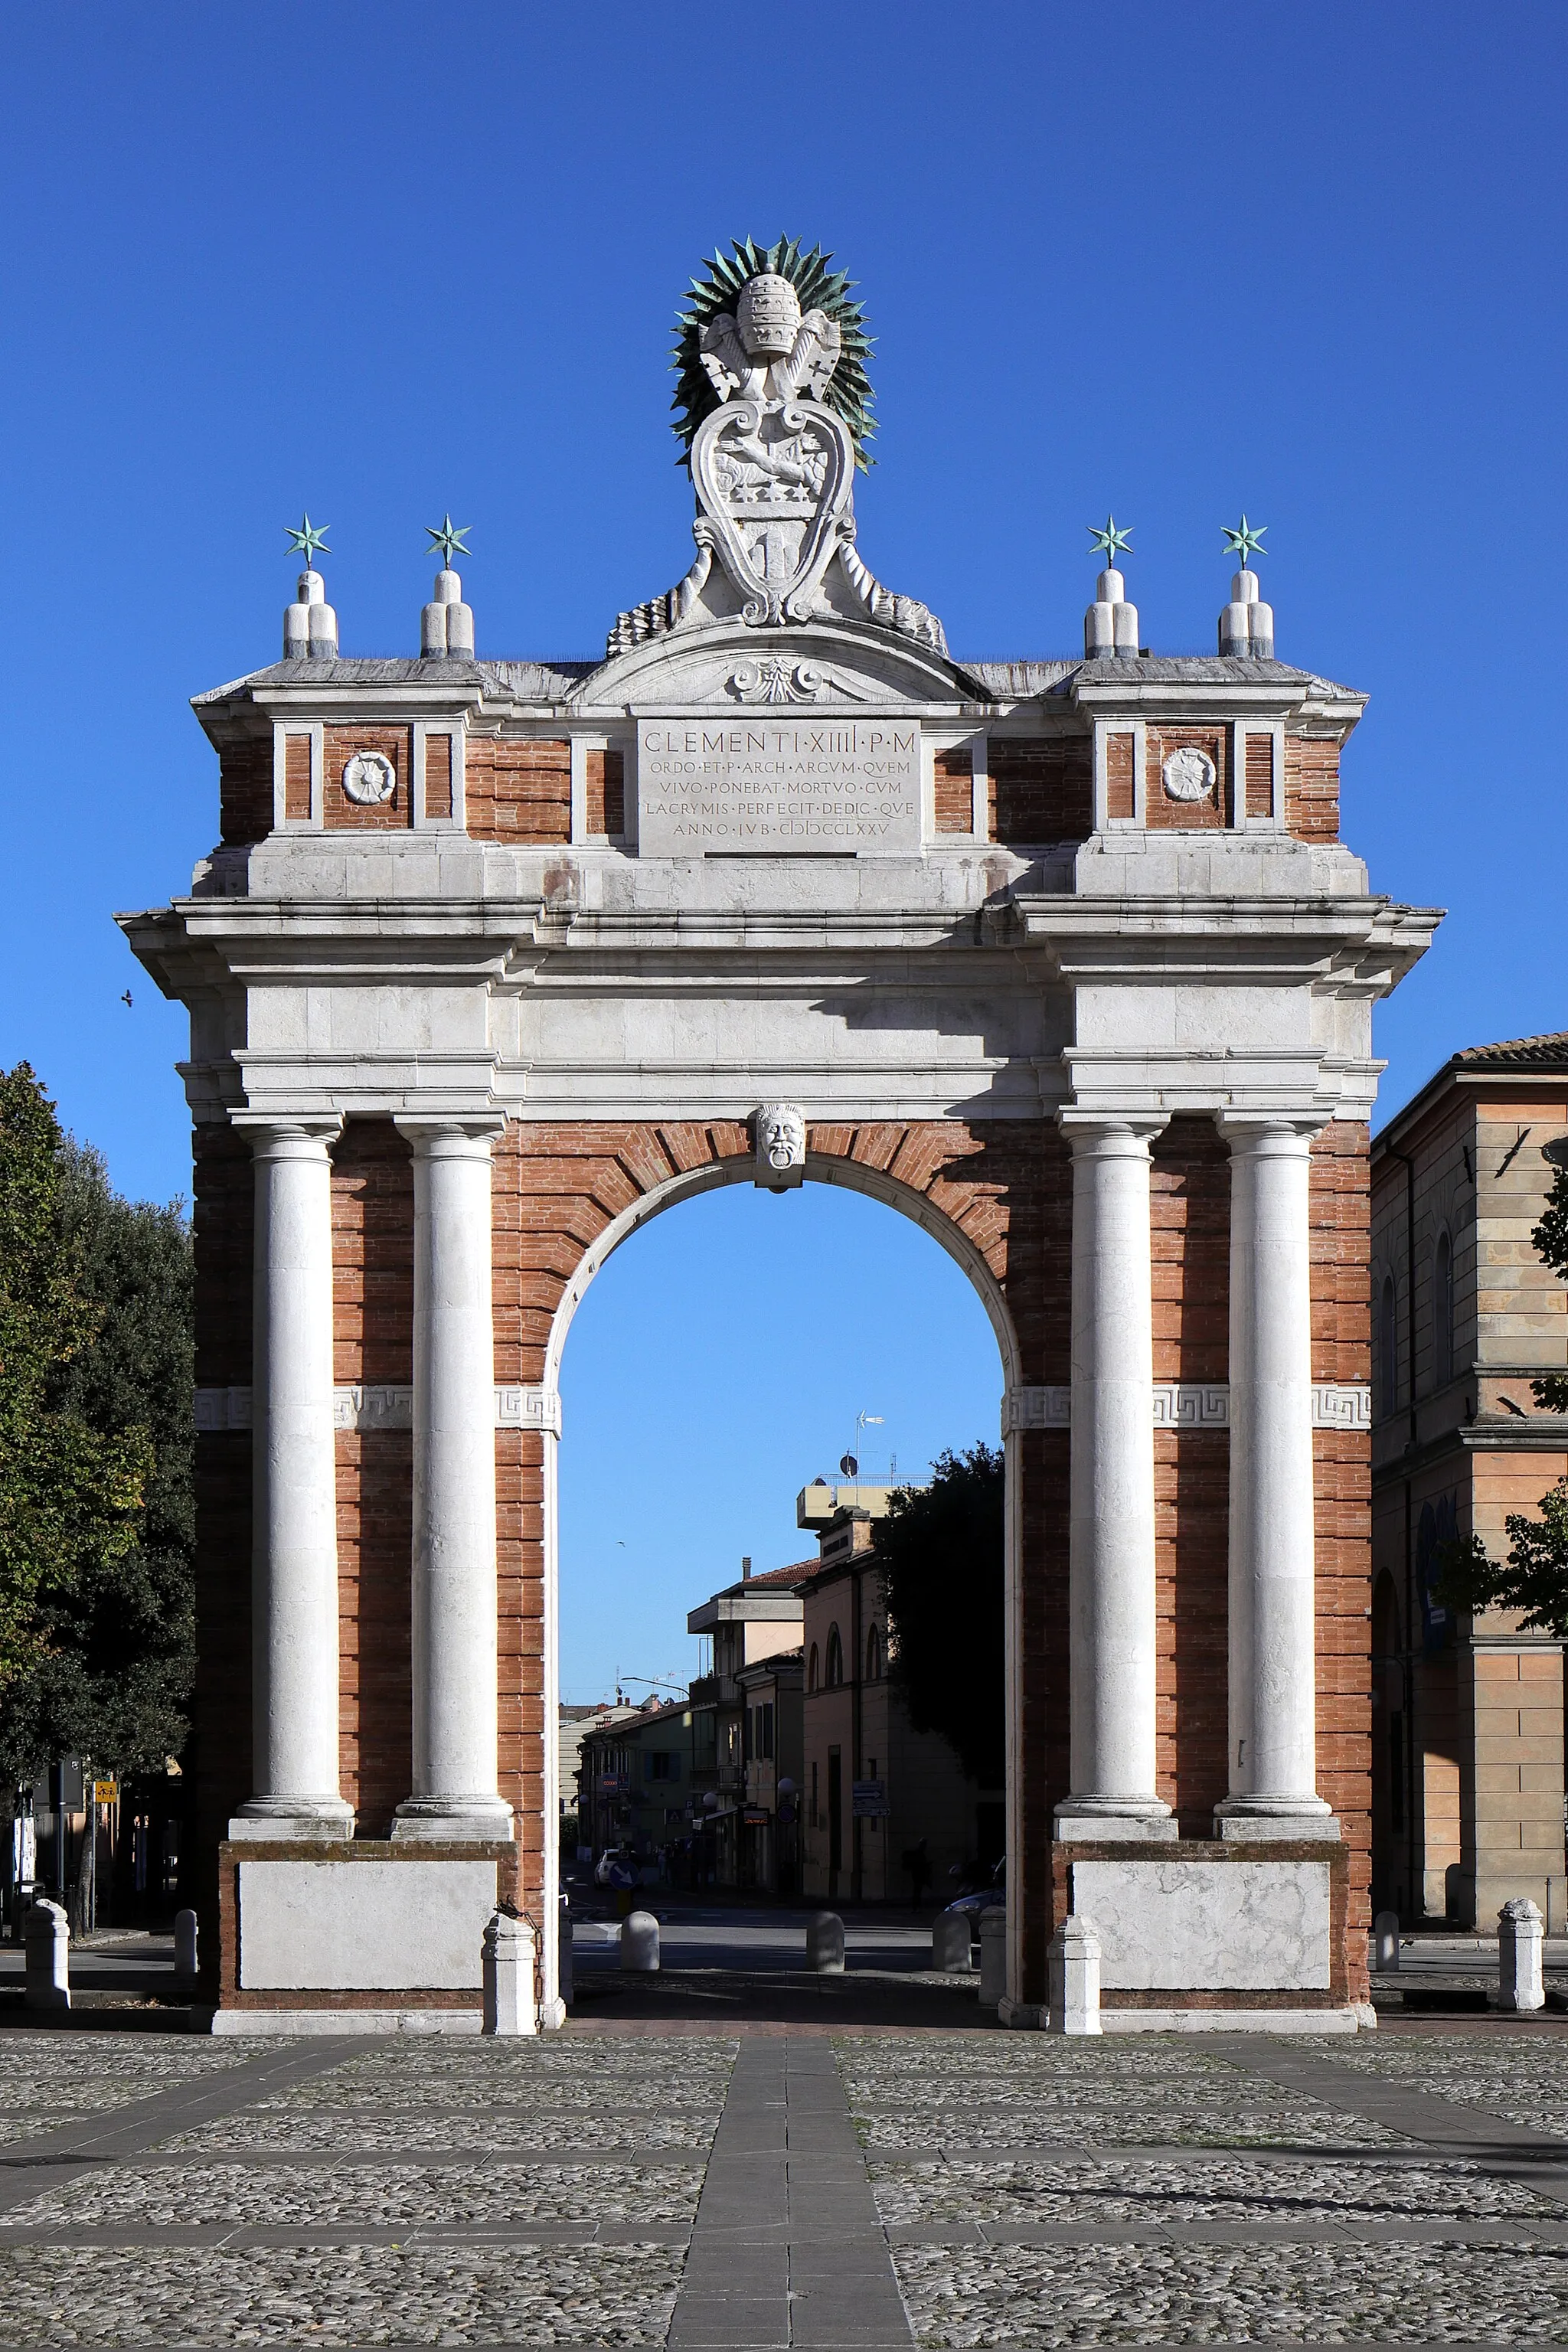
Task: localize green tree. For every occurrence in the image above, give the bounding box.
[1437,1158,1568,1638]
[874,1442,1004,1787]
[0,1067,191,1782]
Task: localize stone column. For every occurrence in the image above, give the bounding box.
[1055,1116,1175,1840]
[1215,1118,1336,1838]
[230,1120,352,1840]
[392,1119,514,1841]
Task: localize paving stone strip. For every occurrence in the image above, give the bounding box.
[0,2038,361,2209]
[1212,2032,1568,2158]
[668,2034,914,2352]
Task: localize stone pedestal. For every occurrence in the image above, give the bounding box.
[1047,1913,1102,2036]
[24,1900,70,2012]
[482,1912,539,2035]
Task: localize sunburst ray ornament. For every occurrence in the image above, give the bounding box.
[671,234,876,473]
[426,514,471,567]
[285,512,330,567]
[1087,514,1134,569]
[1222,513,1267,570]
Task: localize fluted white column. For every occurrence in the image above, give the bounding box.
[230,1120,352,1840]
[392,1119,514,1841]
[1055,1116,1175,1841]
[1215,1118,1336,1839]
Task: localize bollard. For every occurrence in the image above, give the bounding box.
[482,1910,539,2036]
[621,1909,661,1972]
[807,1911,845,1974]
[24,1900,70,2013]
[1047,1913,1102,2036]
[557,1893,574,2007]
[1372,1910,1400,1972]
[174,1909,199,1978]
[1498,1896,1546,2013]
[978,1906,1008,2007]
[932,1911,972,1972]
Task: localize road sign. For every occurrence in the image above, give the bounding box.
[852,1779,890,1817]
[92,1781,119,1805]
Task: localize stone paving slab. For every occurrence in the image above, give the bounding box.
[867,2153,1562,2224]
[0,2242,683,2345]
[892,2236,1568,2345]
[155,2109,719,2152]
[4,2158,704,2228]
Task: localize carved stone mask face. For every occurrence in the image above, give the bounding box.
[737,273,802,360]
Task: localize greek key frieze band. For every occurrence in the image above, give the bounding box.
[194,1385,564,1437]
[1001,1383,1370,1436]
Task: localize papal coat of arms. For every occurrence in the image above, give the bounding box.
[609,238,946,661]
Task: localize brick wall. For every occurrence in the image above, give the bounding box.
[585,748,624,837]
[218,736,273,846]
[988,737,1093,844]
[322,725,413,831]
[1285,737,1340,841]
[466,739,571,844]
[933,746,973,833]
[1147,726,1230,831]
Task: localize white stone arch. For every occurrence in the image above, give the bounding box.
[535,1138,1021,2021]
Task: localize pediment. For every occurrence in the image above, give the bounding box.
[570,616,978,713]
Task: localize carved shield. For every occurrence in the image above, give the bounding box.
[691,397,855,627]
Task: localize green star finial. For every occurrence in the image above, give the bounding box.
[426,513,471,567]
[1087,514,1133,570]
[1221,513,1268,570]
[285,511,330,567]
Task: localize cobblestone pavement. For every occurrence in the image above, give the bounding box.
[0,2025,1566,2344]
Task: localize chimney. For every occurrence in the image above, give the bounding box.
[422,564,475,659]
[1219,568,1275,660]
[741,1555,752,1582]
[284,568,338,660]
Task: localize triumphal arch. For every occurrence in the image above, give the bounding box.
[126,239,1435,2030]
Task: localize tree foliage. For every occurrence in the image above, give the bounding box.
[874,1442,1004,1788]
[0,1067,193,1782]
[1436,1158,1568,1633]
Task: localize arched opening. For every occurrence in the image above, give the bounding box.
[547,1151,1014,2009]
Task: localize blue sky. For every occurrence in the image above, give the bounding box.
[5,5,1563,1694]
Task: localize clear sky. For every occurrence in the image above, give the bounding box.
[5,5,1564,1694]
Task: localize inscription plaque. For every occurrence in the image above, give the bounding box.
[636,720,921,854]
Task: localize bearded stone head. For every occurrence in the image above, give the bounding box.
[737,273,802,360]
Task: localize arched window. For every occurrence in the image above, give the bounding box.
[1434,1230,1454,1389]
[865,1623,882,1682]
[808,1643,819,1693]
[825,1625,844,1687]
[1378,1273,1397,1420]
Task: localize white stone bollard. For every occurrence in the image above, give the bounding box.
[621,1909,660,1972]
[1372,1910,1400,1972]
[24,1900,70,2012]
[1047,1913,1102,2036]
[978,1906,1008,2007]
[557,1894,573,2007]
[174,1909,199,1978]
[1498,1897,1546,2013]
[482,1910,538,2035]
[807,1911,845,1974]
[932,1911,972,1971]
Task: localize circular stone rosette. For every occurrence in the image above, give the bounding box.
[341,751,397,805]
[1161,746,1217,802]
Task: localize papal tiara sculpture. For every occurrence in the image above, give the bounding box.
[609,236,946,657]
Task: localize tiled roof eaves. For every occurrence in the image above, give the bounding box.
[1376,1033,1568,1153]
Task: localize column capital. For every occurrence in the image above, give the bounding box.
[1057,1111,1169,1154]
[234,1116,343,1158]
[394,1114,508,1156]
[1215,1112,1326,1152]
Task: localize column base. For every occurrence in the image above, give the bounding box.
[1054,1801,1179,1844]
[391,1795,515,1842]
[228,1797,354,1841]
[1214,1798,1340,1843]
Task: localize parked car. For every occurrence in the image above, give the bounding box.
[942,1858,1004,1940]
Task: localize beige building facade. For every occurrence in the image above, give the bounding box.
[1370,1032,1568,1930]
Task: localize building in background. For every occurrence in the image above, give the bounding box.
[577,1696,691,1868]
[686,1560,808,1886]
[557,1702,636,1851]
[737,1647,805,1894]
[798,1499,995,1904]
[1371,1032,1568,1931]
